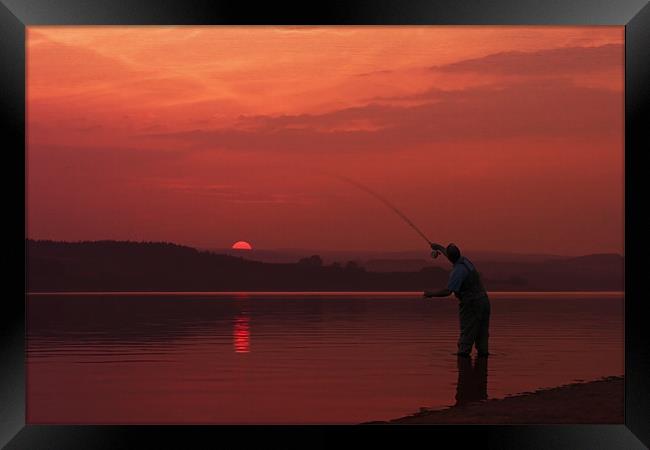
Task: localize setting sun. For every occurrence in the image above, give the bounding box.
[232,241,253,250]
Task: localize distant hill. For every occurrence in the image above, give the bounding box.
[476,253,624,291]
[26,240,623,292]
[364,258,434,273]
[205,247,567,266]
[26,240,448,292]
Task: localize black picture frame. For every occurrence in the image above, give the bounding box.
[2,1,649,448]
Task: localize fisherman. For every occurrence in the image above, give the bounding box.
[424,243,491,357]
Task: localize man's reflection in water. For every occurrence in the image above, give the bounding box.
[455,355,488,406]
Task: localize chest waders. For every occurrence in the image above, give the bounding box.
[456,259,491,355]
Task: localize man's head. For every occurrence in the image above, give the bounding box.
[446,243,461,263]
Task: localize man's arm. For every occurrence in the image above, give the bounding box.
[423,288,453,298]
[423,258,464,298]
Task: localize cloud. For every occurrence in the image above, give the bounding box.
[28,36,144,88]
[140,44,622,154]
[145,77,621,153]
[28,34,208,105]
[431,44,622,76]
[148,179,314,204]
[355,69,395,77]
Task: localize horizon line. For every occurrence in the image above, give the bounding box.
[24,238,624,258]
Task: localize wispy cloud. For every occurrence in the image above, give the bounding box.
[430,44,622,76]
[140,178,314,205]
[145,79,620,153]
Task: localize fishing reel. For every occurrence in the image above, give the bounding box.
[431,250,441,259]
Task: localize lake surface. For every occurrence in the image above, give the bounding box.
[26,292,624,424]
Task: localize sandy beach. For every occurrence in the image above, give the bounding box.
[366,376,623,424]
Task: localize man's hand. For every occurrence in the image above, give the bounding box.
[430,243,445,252]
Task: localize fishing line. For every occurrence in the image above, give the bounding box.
[329,173,434,247]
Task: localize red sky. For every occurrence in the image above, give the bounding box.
[26,26,624,255]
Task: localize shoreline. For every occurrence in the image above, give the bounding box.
[366,376,624,424]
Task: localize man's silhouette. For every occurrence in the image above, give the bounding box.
[455,355,488,406]
[424,243,491,357]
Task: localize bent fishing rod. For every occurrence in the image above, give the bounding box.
[330,174,443,258]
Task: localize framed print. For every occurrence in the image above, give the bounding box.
[2,0,649,448]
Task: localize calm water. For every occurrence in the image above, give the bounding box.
[26,292,623,424]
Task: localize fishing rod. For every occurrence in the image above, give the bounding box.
[331,174,442,258]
